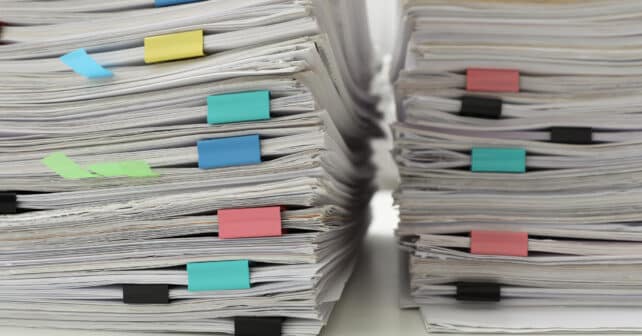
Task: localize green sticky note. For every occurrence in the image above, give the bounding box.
[187,260,250,291]
[471,148,526,173]
[41,152,96,179]
[207,90,270,124]
[88,161,158,178]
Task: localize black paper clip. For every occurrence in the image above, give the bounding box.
[456,282,501,302]
[235,317,283,336]
[0,193,17,214]
[460,95,502,119]
[122,284,169,304]
[550,127,592,145]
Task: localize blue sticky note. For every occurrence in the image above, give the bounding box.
[207,91,270,124]
[197,135,261,169]
[155,0,204,7]
[187,260,250,291]
[471,148,526,173]
[60,49,112,79]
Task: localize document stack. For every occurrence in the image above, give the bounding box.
[393,0,642,334]
[0,1,380,335]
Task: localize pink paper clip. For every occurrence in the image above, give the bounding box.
[218,206,282,239]
[467,68,520,93]
[470,230,528,257]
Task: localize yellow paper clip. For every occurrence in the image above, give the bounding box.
[144,30,204,64]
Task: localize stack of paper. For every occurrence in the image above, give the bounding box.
[0,1,380,335]
[392,0,642,334]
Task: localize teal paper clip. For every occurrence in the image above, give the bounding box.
[207,90,270,125]
[471,148,526,173]
[187,260,250,291]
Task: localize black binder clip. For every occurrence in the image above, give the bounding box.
[456,282,501,302]
[0,193,17,214]
[122,284,169,304]
[235,317,283,336]
[0,21,6,45]
[460,95,502,119]
[550,127,592,145]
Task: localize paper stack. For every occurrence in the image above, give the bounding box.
[392,0,642,334]
[0,1,380,335]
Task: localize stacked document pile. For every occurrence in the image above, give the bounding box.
[0,1,380,335]
[393,0,642,334]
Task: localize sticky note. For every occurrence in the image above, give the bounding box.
[207,91,270,125]
[471,148,526,173]
[187,260,250,291]
[42,152,96,179]
[144,30,204,64]
[43,153,158,179]
[197,135,261,169]
[466,68,520,93]
[88,161,158,178]
[218,206,282,239]
[470,231,528,257]
[60,49,113,79]
[155,0,204,6]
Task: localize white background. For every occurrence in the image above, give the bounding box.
[366,0,401,190]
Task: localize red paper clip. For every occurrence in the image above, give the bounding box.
[470,230,528,257]
[218,206,282,239]
[466,68,520,93]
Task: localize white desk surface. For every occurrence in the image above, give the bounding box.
[0,191,427,336]
[320,192,425,336]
